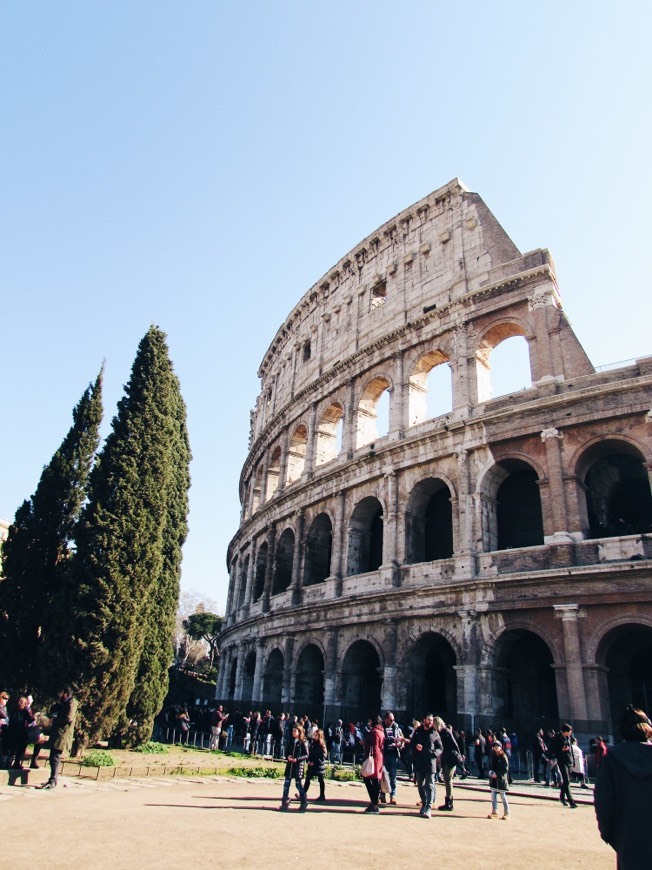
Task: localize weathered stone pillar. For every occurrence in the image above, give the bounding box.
[529,284,563,383]
[454,449,475,579]
[541,427,571,538]
[302,402,318,479]
[281,637,296,706]
[342,379,356,458]
[332,489,346,595]
[381,620,399,710]
[262,524,276,613]
[323,630,339,722]
[233,647,246,702]
[242,544,256,615]
[383,471,400,584]
[554,604,588,722]
[290,508,305,606]
[251,639,266,705]
[451,319,473,413]
[389,350,406,439]
[277,428,289,494]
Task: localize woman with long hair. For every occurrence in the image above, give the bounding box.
[304,728,327,802]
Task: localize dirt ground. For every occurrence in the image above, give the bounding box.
[1,770,614,870]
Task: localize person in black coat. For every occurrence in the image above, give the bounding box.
[279,724,309,811]
[551,724,577,808]
[411,713,443,818]
[303,728,327,801]
[595,705,652,870]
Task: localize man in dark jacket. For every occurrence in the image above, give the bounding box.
[411,713,443,818]
[38,687,78,790]
[551,724,577,808]
[595,705,652,870]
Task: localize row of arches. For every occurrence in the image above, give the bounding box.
[233,444,652,608]
[223,622,652,736]
[247,334,534,517]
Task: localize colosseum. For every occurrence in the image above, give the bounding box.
[217,178,652,741]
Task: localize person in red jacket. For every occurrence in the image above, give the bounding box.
[362,716,385,814]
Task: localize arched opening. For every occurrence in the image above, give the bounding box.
[241,651,256,703]
[405,478,453,563]
[341,640,382,721]
[286,424,308,484]
[356,376,391,448]
[266,446,281,500]
[476,324,531,403]
[272,528,294,595]
[237,555,249,608]
[597,624,652,734]
[304,513,333,586]
[408,350,451,426]
[496,460,544,549]
[228,658,237,699]
[262,649,284,707]
[253,542,268,602]
[406,633,457,721]
[315,403,344,467]
[251,465,264,513]
[347,496,383,576]
[584,450,652,538]
[294,644,324,716]
[494,630,558,733]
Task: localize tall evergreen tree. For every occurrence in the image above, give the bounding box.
[70,326,190,749]
[0,371,103,692]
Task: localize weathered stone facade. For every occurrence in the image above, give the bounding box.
[218,179,652,740]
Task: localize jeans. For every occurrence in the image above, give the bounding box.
[491,788,509,814]
[415,769,436,809]
[49,747,63,784]
[442,761,457,800]
[384,753,399,797]
[282,774,306,802]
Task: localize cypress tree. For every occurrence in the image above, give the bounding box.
[70,326,190,749]
[121,366,191,746]
[0,371,103,692]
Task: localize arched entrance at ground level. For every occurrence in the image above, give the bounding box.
[406,633,457,722]
[294,645,324,717]
[341,640,382,722]
[493,630,558,735]
[597,624,652,735]
[241,651,256,703]
[262,649,284,708]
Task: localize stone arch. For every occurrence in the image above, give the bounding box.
[252,541,267,602]
[286,424,308,484]
[347,495,384,576]
[408,349,452,426]
[315,402,344,466]
[478,457,544,551]
[574,438,652,538]
[266,445,281,500]
[356,374,392,448]
[594,622,652,734]
[475,319,533,403]
[272,527,295,595]
[405,477,454,563]
[303,513,333,586]
[340,639,383,720]
[492,627,559,732]
[262,648,284,707]
[404,631,458,721]
[294,643,325,715]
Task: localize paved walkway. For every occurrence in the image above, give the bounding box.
[1,772,613,869]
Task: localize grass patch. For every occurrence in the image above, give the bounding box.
[225,765,283,779]
[134,741,168,754]
[328,765,359,782]
[82,749,115,767]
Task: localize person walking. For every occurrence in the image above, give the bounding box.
[382,711,404,805]
[411,713,443,818]
[595,705,652,870]
[303,728,327,802]
[487,739,510,820]
[361,715,384,814]
[551,724,577,808]
[279,723,309,811]
[435,717,464,811]
[37,687,78,790]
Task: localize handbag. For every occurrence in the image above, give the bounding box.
[361,751,376,778]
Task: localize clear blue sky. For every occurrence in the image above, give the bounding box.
[2,1,651,610]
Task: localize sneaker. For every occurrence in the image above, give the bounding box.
[423,808,431,818]
[501,813,510,821]
[364,805,380,814]
[37,781,56,790]
[487,812,498,820]
[390,797,397,805]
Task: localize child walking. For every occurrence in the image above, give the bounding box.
[487,739,510,820]
[304,728,328,802]
[279,724,309,811]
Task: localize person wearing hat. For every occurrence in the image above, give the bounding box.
[487,738,510,820]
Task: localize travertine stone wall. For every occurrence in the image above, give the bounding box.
[219,180,652,741]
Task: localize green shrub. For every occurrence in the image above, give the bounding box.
[134,741,168,754]
[225,765,283,779]
[328,765,359,782]
[82,750,115,767]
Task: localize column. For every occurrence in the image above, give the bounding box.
[383,470,400,585]
[381,620,399,710]
[290,508,305,606]
[277,428,289,494]
[233,648,246,702]
[251,639,266,705]
[529,285,563,383]
[302,402,319,479]
[389,350,406,439]
[541,427,571,539]
[554,604,589,722]
[281,637,296,706]
[262,524,276,613]
[341,379,356,458]
[453,449,475,579]
[332,489,347,595]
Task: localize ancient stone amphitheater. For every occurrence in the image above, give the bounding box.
[217,179,652,739]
